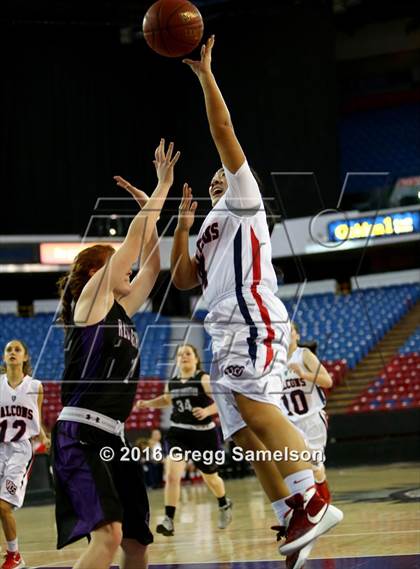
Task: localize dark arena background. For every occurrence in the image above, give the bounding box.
[1,0,420,568]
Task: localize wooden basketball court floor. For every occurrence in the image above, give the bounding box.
[9,462,420,568]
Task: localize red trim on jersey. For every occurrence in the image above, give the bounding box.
[250,227,275,370]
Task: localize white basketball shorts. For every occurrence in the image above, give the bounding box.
[0,439,33,508]
[206,291,290,440]
[293,411,328,468]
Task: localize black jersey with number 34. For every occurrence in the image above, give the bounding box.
[168,371,213,426]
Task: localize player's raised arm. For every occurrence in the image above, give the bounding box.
[183,36,245,174]
[170,183,200,290]
[183,36,260,211]
[111,139,179,273]
[113,176,161,316]
[75,139,179,325]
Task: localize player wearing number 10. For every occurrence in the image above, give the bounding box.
[0,340,48,569]
[281,323,333,503]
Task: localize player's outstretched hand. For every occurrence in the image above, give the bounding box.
[114,176,149,209]
[154,138,180,188]
[183,35,215,78]
[136,400,149,410]
[177,183,197,232]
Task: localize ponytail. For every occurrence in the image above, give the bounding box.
[57,244,115,325]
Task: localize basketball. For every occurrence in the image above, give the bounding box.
[142,0,204,58]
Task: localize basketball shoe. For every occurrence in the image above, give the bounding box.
[218,498,233,529]
[286,539,316,569]
[1,550,25,569]
[271,508,316,569]
[156,515,175,536]
[279,487,343,556]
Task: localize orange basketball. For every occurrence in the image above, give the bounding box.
[142,0,204,58]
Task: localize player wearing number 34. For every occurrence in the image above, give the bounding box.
[137,344,232,537]
[0,339,49,569]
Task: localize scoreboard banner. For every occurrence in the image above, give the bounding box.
[328,211,420,243]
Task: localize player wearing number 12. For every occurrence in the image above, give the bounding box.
[0,340,48,569]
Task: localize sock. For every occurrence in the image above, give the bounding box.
[316,480,331,503]
[7,539,18,553]
[285,469,315,497]
[165,506,176,520]
[218,495,228,508]
[271,497,292,526]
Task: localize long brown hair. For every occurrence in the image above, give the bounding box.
[292,322,318,355]
[176,344,202,370]
[57,244,115,325]
[1,339,32,375]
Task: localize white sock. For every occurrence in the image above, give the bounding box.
[285,469,315,496]
[271,497,292,525]
[7,539,18,552]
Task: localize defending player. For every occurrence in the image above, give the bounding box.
[137,344,232,536]
[170,36,342,567]
[282,323,332,503]
[0,340,48,569]
[53,140,179,569]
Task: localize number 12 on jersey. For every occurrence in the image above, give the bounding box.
[0,419,27,443]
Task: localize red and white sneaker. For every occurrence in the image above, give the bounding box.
[272,508,317,569]
[1,551,25,569]
[286,539,316,569]
[279,487,343,556]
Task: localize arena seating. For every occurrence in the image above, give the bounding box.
[284,284,420,369]
[340,103,420,193]
[0,312,171,380]
[42,378,164,431]
[2,283,419,425]
[0,311,170,431]
[198,283,420,382]
[349,327,420,413]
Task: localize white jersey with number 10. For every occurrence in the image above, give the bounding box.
[280,347,326,421]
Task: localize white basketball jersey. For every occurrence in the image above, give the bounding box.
[195,162,278,310]
[280,347,326,422]
[0,375,41,443]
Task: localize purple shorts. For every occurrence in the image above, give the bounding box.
[52,420,153,549]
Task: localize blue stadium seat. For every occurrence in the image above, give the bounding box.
[0,311,172,381]
[340,103,420,192]
[195,283,420,370]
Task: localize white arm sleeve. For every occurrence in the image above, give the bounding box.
[224,160,261,215]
